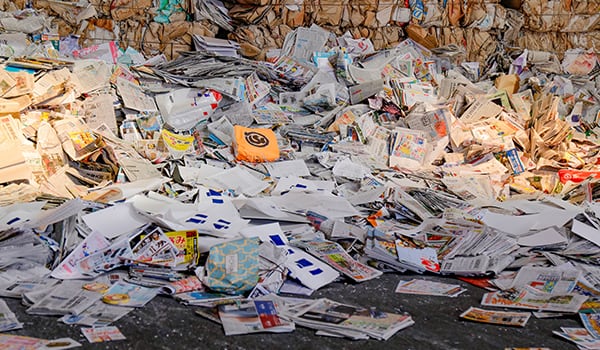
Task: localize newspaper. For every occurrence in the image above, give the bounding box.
[292,240,382,282]
[60,302,133,326]
[395,279,466,297]
[0,299,22,331]
[218,298,294,336]
[115,77,157,112]
[288,298,414,341]
[510,265,581,294]
[481,288,588,313]
[0,278,60,298]
[27,280,102,316]
[460,307,530,327]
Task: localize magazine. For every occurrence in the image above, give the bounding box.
[218,299,294,336]
[293,240,382,282]
[289,298,414,340]
[81,326,126,343]
[161,276,205,295]
[460,307,530,327]
[101,281,158,307]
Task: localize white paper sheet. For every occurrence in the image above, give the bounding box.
[264,160,310,178]
[82,203,150,239]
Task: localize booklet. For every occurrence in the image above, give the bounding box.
[395,279,466,297]
[127,224,179,267]
[292,239,382,282]
[81,326,126,343]
[101,281,158,307]
[481,288,588,313]
[218,299,295,336]
[460,307,530,327]
[161,276,205,295]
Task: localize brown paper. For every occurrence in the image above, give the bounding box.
[405,23,438,50]
[495,74,520,94]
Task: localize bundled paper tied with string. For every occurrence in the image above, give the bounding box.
[522,0,600,32]
[141,21,217,59]
[438,27,498,64]
[517,30,600,58]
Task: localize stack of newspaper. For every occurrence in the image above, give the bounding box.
[284,297,414,340]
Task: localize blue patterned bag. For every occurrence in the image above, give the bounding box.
[203,238,260,295]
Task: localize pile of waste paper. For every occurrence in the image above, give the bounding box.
[1,20,600,347]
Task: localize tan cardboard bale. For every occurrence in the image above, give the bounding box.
[236,0,271,5]
[282,4,305,28]
[272,24,292,47]
[165,42,192,60]
[119,19,145,51]
[313,0,346,27]
[522,0,600,15]
[446,0,464,26]
[0,0,19,10]
[80,18,117,47]
[142,22,163,57]
[111,0,152,21]
[465,28,498,63]
[239,41,262,59]
[375,0,394,27]
[169,11,188,23]
[264,7,283,28]
[229,4,273,25]
[406,23,438,49]
[422,1,445,27]
[190,21,219,38]
[363,10,377,28]
[47,1,85,26]
[163,21,191,42]
[501,0,521,9]
[348,3,364,27]
[53,18,76,38]
[381,26,402,46]
[517,30,600,57]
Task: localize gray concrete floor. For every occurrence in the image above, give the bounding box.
[5,273,579,349]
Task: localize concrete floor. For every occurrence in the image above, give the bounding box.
[4,272,579,349]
